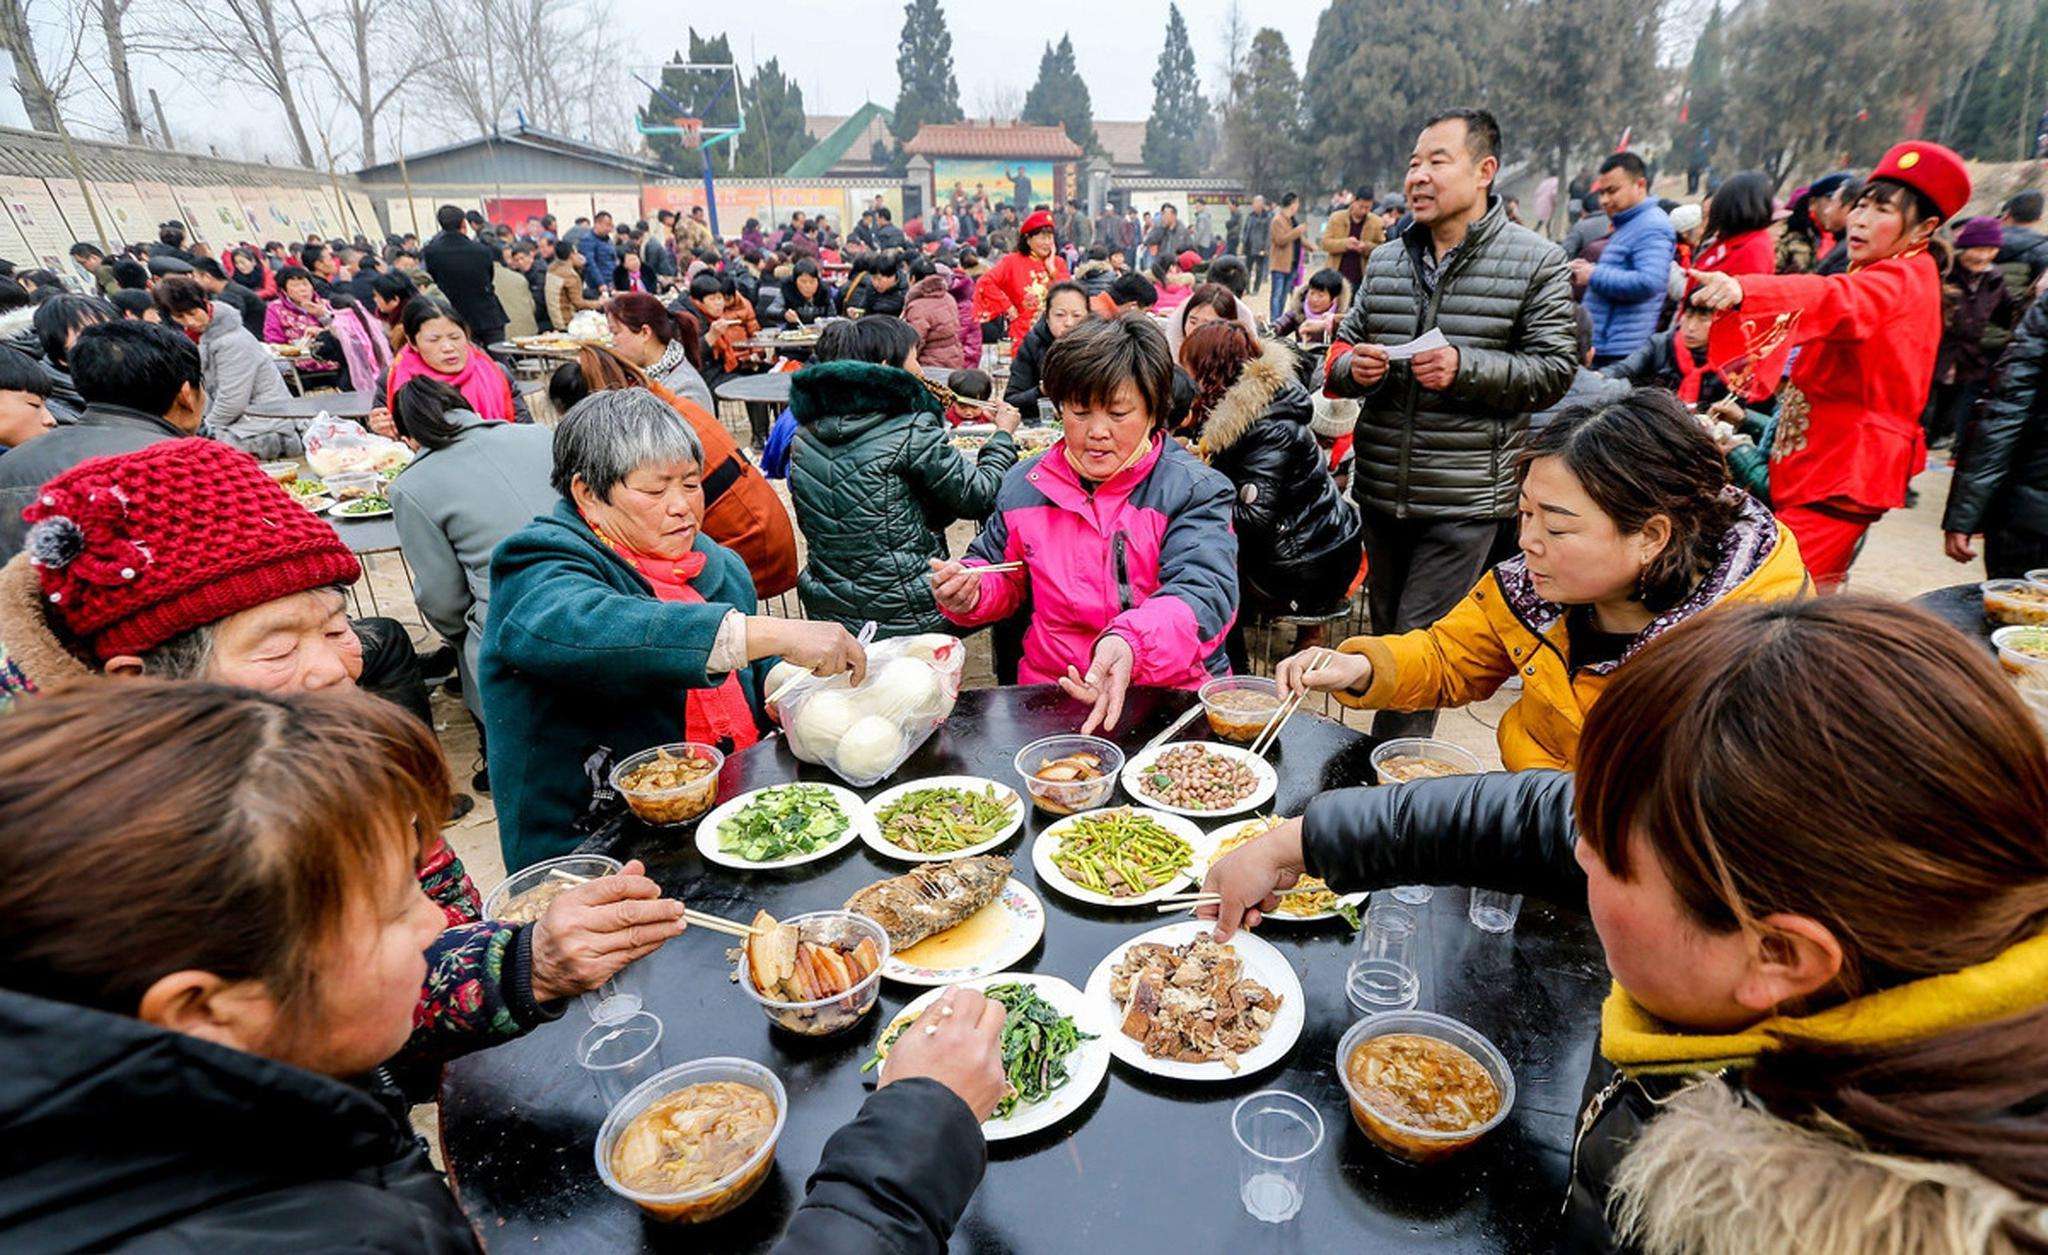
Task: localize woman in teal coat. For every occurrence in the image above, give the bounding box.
[480,388,867,871]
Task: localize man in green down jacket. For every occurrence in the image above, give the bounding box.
[789,316,1021,637]
[1325,106,1577,742]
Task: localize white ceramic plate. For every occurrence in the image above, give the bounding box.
[873,973,1110,1140]
[1119,742,1278,818]
[1031,807,1213,907]
[882,877,1045,985]
[860,775,1026,863]
[693,782,873,870]
[325,500,392,519]
[1205,817,1366,924]
[1083,921,1306,1080]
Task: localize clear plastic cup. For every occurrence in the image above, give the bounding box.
[1468,889,1523,934]
[734,910,888,1037]
[579,1010,665,1107]
[1389,884,1434,905]
[595,1057,786,1224]
[609,742,723,826]
[1992,626,2048,679]
[1347,896,1420,1013]
[1231,1090,1324,1223]
[482,854,645,1023]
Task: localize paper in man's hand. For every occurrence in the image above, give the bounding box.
[1381,328,1450,361]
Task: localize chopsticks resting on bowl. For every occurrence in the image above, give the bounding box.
[683,909,765,938]
[1247,648,1335,757]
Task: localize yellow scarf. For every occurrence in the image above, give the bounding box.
[1600,931,2048,1076]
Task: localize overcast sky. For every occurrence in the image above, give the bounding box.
[5,0,1330,166]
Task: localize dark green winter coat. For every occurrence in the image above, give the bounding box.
[788,360,1017,636]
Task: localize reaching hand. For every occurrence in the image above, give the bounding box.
[1274,647,1371,700]
[528,860,684,1002]
[990,402,1023,435]
[367,406,396,439]
[1686,269,1744,311]
[927,557,988,615]
[756,618,869,686]
[1196,817,1307,941]
[1059,634,1135,735]
[879,986,1010,1120]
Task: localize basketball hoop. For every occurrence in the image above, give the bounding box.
[676,117,703,151]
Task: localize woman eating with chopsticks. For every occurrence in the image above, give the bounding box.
[1274,389,1806,770]
[930,315,1241,735]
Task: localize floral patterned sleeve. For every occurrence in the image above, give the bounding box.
[418,842,483,926]
[384,921,564,1094]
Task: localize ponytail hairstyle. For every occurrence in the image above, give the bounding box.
[1517,388,1744,613]
[392,376,475,450]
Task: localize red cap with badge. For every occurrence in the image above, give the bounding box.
[1867,141,1971,221]
[1019,210,1055,237]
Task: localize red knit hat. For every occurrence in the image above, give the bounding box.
[1868,141,1971,221]
[1019,210,1055,237]
[20,438,361,660]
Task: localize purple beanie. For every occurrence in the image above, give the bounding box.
[1954,216,2004,250]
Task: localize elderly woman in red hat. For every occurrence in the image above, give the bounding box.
[973,208,1070,355]
[1689,141,1970,590]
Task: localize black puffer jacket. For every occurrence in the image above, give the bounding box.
[1598,330,1728,410]
[1327,194,1578,520]
[1001,316,1055,412]
[1945,295,2048,550]
[0,987,989,1253]
[1200,340,1361,615]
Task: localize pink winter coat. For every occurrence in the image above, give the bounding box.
[903,273,966,369]
[942,437,1239,688]
[948,268,982,365]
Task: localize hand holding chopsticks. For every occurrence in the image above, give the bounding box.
[680,908,766,939]
[1248,648,1335,756]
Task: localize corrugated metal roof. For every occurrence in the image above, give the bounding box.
[903,123,1083,159]
[355,125,663,180]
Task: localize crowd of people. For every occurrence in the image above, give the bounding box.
[0,95,2044,1254]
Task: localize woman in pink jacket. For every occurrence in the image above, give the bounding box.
[930,316,1240,733]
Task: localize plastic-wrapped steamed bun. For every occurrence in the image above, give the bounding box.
[861,656,945,721]
[835,715,906,781]
[789,688,859,763]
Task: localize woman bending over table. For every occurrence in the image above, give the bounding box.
[0,682,1008,1252]
[1207,598,2048,1251]
[1274,389,1807,770]
[480,389,865,871]
[930,315,1239,734]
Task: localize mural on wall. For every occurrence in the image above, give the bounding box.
[931,160,1061,210]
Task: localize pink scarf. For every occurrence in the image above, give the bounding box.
[387,343,514,422]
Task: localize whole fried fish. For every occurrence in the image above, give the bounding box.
[844,855,1012,950]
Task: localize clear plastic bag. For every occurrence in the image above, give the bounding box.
[767,634,967,787]
[303,413,412,479]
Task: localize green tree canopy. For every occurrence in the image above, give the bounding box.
[636,32,744,172]
[1302,0,1490,189]
[734,58,809,177]
[1222,28,1308,196]
[1021,34,1099,155]
[1142,4,1208,176]
[891,0,963,146]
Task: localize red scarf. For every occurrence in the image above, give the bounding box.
[583,515,760,752]
[1672,328,1711,406]
[387,344,515,422]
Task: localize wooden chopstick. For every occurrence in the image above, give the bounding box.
[975,561,1025,574]
[683,909,763,938]
[1154,891,1222,904]
[1249,649,1334,757]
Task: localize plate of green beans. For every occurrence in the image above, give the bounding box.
[862,776,1026,863]
[1032,806,1213,907]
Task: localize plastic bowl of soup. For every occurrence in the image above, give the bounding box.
[595,1056,787,1223]
[735,910,888,1037]
[1982,579,2048,627]
[1014,734,1122,815]
[482,853,622,925]
[610,742,724,826]
[1199,676,1283,743]
[1369,738,1484,786]
[1337,1011,1515,1164]
[1992,626,2048,679]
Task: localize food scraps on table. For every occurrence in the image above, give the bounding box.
[1109,931,1281,1071]
[716,784,850,862]
[1050,809,1192,897]
[1345,1032,1503,1133]
[1025,749,1113,815]
[875,785,1017,855]
[1131,744,1257,811]
[844,855,1012,950]
[1203,686,1281,742]
[743,911,881,1002]
[864,981,1095,1121]
[609,1081,777,1194]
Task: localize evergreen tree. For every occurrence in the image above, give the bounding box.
[1497,0,1664,231]
[1222,29,1307,196]
[636,32,744,172]
[1021,34,1099,154]
[1675,3,1728,170]
[1302,0,1492,188]
[890,0,963,146]
[735,58,810,177]
[1142,4,1208,176]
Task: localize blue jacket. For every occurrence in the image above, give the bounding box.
[582,232,619,297]
[1583,201,1675,358]
[479,500,773,870]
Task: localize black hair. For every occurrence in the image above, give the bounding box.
[400,295,469,342]
[192,257,228,281]
[1206,255,1249,296]
[1422,106,1501,163]
[687,270,725,301]
[68,242,102,261]
[298,243,327,270]
[109,289,156,319]
[1704,170,1776,242]
[1599,151,1649,182]
[1040,315,1174,426]
[2003,190,2044,225]
[1086,244,1108,261]
[1856,177,1944,228]
[370,271,418,308]
[0,277,29,314]
[1107,272,1158,308]
[1279,193,1299,209]
[1043,281,1089,318]
[791,257,821,282]
[1164,365,1195,432]
[70,319,201,413]
[17,269,62,292]
[0,342,50,395]
[876,206,892,222]
[392,377,474,450]
[436,204,464,232]
[275,265,315,291]
[1306,267,1346,297]
[845,315,919,367]
[810,320,860,363]
[948,367,992,402]
[34,294,115,367]
[908,255,938,281]
[110,260,149,290]
[157,222,185,248]
[152,276,210,318]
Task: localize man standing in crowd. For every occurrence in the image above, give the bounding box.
[1574,152,1674,367]
[1145,203,1191,261]
[1323,107,1576,741]
[1998,190,2048,305]
[494,244,539,340]
[582,211,618,297]
[1320,185,1385,291]
[1242,195,1273,294]
[1094,201,1122,260]
[422,204,508,350]
[1266,193,1308,322]
[1814,176,1859,275]
[680,206,715,254]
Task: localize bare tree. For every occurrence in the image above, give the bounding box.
[1212,0,1249,109]
[96,0,143,141]
[287,0,422,164]
[147,0,315,165]
[0,0,63,130]
[971,78,1021,121]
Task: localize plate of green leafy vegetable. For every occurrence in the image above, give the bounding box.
[862,972,1109,1139]
[694,782,872,869]
[861,775,1023,862]
[326,495,392,519]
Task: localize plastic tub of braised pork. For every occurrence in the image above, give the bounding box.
[1369,738,1484,786]
[482,853,622,924]
[1982,579,2048,627]
[595,1056,787,1223]
[735,910,889,1037]
[1014,734,1122,815]
[609,741,724,826]
[1198,676,1282,743]
[1336,1011,1515,1165]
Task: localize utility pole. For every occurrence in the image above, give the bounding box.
[148,88,173,150]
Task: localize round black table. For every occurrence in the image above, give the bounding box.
[438,686,1607,1252]
[1912,581,1993,650]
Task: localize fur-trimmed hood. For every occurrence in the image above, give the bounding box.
[1199,340,1311,458]
[787,360,941,439]
[1608,1077,2047,1255]
[0,551,94,709]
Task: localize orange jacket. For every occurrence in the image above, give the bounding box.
[645,377,796,597]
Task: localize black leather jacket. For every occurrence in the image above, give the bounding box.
[1945,295,2048,544]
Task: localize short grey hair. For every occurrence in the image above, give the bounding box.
[550,388,705,502]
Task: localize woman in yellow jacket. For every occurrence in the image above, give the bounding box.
[1277,389,1810,769]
